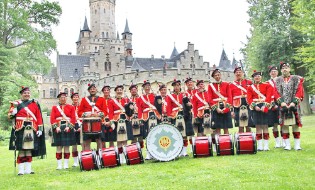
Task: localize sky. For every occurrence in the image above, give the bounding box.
[51,0,250,65]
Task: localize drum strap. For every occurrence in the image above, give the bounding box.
[112,98,126,113]
[209,83,227,101]
[250,84,266,101]
[56,105,71,123]
[85,97,100,113]
[232,81,247,93]
[168,94,182,109]
[140,95,157,110]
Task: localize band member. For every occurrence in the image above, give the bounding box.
[101,85,112,147]
[192,80,211,137]
[208,69,233,135]
[108,85,132,164]
[230,67,253,133]
[167,79,193,156]
[128,84,144,148]
[137,80,160,160]
[184,77,197,99]
[78,84,106,151]
[51,92,76,169]
[247,71,272,151]
[274,62,304,150]
[71,92,81,167]
[8,86,46,175]
[267,66,282,148]
[155,84,168,123]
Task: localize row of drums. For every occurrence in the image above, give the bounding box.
[78,124,257,171]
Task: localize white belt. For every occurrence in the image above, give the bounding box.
[233,95,246,99]
[213,97,227,101]
[143,108,156,112]
[253,98,266,102]
[172,107,182,111]
[15,117,33,121]
[197,106,209,111]
[56,117,70,121]
[114,110,124,114]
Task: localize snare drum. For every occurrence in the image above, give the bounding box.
[192,136,213,158]
[79,150,100,171]
[82,117,102,134]
[215,134,234,156]
[123,142,144,165]
[235,132,257,155]
[99,147,120,168]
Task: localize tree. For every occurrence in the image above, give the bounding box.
[0,0,62,128]
[243,0,311,115]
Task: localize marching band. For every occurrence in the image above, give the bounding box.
[7,62,305,174]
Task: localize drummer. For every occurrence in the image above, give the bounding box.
[166,79,193,157]
[137,80,160,160]
[108,85,132,164]
[101,84,112,148]
[50,92,76,170]
[78,84,106,151]
[70,92,82,167]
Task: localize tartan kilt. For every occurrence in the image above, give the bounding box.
[9,128,39,151]
[267,108,279,127]
[233,106,254,127]
[125,120,134,140]
[252,103,269,125]
[52,129,76,147]
[74,123,81,145]
[211,111,233,129]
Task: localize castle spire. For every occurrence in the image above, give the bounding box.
[82,16,90,31]
[122,19,131,34]
[116,31,120,40]
[170,42,179,59]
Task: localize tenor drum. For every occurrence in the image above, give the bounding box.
[215,134,234,156]
[192,136,213,158]
[146,123,183,161]
[82,117,102,134]
[99,147,120,168]
[235,132,257,155]
[79,150,100,171]
[123,142,144,165]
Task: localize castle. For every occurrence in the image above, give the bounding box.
[34,0,236,110]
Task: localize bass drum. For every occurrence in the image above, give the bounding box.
[79,150,100,171]
[146,123,183,161]
[235,132,257,155]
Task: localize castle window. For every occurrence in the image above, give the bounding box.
[43,90,45,98]
[64,88,68,95]
[95,46,97,52]
[108,62,111,71]
[105,62,108,71]
[50,88,53,98]
[102,32,105,38]
[118,48,120,51]
[106,32,109,38]
[74,69,78,74]
[53,88,57,97]
[95,9,97,14]
[96,62,98,67]
[104,8,106,13]
[70,88,74,95]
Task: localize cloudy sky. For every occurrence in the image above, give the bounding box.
[51,0,250,65]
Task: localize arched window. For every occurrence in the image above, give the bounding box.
[106,32,109,38]
[108,62,111,71]
[70,88,74,95]
[53,88,57,98]
[102,32,105,38]
[95,46,97,52]
[64,88,68,95]
[49,88,53,98]
[105,62,108,71]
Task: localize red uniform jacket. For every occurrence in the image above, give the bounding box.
[185,89,197,99]
[78,96,106,118]
[9,100,43,131]
[166,92,184,118]
[72,104,82,124]
[137,93,160,120]
[229,79,253,107]
[192,90,210,118]
[103,97,111,118]
[50,104,76,126]
[108,97,129,122]
[208,82,232,109]
[247,82,272,110]
[267,79,277,102]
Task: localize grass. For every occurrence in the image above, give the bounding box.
[0,115,314,190]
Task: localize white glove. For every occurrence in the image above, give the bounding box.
[12,108,17,116]
[36,130,42,137]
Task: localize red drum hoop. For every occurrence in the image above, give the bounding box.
[99,147,120,168]
[215,134,234,156]
[123,142,144,165]
[235,132,257,155]
[192,136,213,158]
[79,150,100,171]
[82,117,102,134]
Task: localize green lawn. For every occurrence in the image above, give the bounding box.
[0,116,314,190]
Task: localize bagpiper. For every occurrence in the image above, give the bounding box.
[267,66,282,148]
[155,84,168,123]
[50,92,76,169]
[247,71,272,151]
[208,69,233,135]
[230,67,253,133]
[78,84,106,151]
[274,62,304,150]
[70,92,81,167]
[8,86,46,175]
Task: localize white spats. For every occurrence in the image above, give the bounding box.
[294,139,302,150]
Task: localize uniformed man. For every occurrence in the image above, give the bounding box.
[71,92,81,167]
[8,86,46,175]
[101,85,112,147]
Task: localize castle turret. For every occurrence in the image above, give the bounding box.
[76,17,92,56]
[122,19,133,56]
